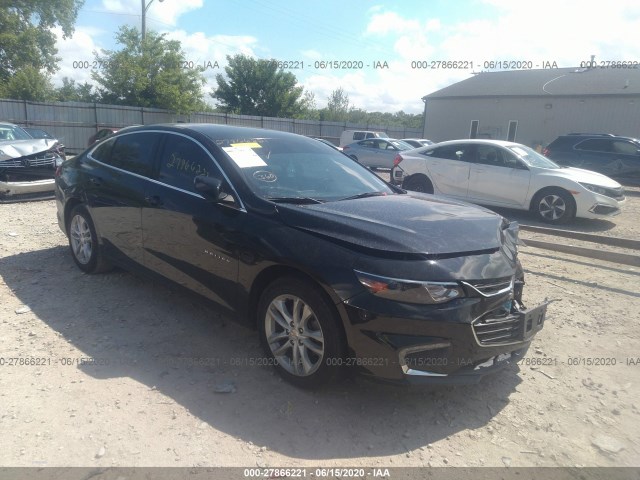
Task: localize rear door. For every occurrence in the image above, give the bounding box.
[421,143,473,198]
[84,132,162,267]
[141,132,244,310]
[467,144,531,206]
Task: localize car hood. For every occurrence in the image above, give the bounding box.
[276,193,506,256]
[532,166,622,187]
[0,139,58,161]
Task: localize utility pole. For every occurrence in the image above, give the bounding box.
[142,0,164,41]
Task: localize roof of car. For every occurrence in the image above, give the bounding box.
[424,67,640,98]
[125,123,303,139]
[425,139,522,148]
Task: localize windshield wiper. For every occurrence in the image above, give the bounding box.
[267,196,325,204]
[339,191,388,201]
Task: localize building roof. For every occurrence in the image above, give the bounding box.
[424,67,640,99]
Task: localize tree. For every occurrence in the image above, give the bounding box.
[323,87,351,121]
[93,26,206,113]
[54,77,99,102]
[1,66,54,101]
[212,54,307,117]
[0,0,84,82]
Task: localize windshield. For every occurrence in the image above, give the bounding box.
[508,144,562,169]
[0,124,33,141]
[212,135,395,202]
[390,140,414,150]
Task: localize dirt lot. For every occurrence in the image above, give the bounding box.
[0,196,639,469]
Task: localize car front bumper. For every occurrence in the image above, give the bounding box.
[0,178,55,198]
[575,190,625,219]
[338,290,548,385]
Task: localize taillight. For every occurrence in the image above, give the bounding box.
[393,154,403,167]
[542,148,550,157]
[342,145,349,150]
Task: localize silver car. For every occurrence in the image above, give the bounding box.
[342,138,414,168]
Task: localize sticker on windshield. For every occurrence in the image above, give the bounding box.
[253,170,277,182]
[511,147,528,156]
[222,146,267,168]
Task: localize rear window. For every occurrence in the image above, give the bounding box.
[108,133,162,177]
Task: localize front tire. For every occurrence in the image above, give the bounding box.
[67,205,112,273]
[257,277,345,388]
[531,188,576,224]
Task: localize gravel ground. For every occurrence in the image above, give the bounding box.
[0,198,639,468]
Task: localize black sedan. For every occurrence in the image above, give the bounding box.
[55,124,547,387]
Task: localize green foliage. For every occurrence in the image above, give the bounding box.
[322,87,350,121]
[212,54,308,117]
[54,77,99,102]
[314,87,422,128]
[1,66,54,101]
[0,0,84,82]
[92,26,206,114]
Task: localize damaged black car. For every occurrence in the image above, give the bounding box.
[0,122,65,200]
[55,124,548,388]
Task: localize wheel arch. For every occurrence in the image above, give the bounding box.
[528,185,576,212]
[247,265,348,344]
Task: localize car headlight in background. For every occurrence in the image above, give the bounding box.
[355,270,464,304]
[580,183,608,195]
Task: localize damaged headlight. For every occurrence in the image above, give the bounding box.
[355,270,464,304]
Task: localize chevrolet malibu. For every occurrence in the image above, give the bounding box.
[392,139,625,224]
[55,125,547,387]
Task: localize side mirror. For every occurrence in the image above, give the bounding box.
[455,150,464,159]
[194,175,224,201]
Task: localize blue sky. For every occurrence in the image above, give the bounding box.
[53,0,640,113]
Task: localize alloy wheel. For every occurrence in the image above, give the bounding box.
[265,294,325,377]
[538,194,566,221]
[69,214,93,264]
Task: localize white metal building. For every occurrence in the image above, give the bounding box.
[422,67,640,149]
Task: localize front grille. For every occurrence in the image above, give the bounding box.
[473,307,522,345]
[0,151,58,168]
[466,277,512,296]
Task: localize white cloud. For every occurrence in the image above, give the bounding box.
[336,1,640,113]
[53,26,104,86]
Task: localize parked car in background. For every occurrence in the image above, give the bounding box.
[392,139,625,224]
[339,130,389,147]
[402,138,434,148]
[0,122,65,199]
[22,127,66,160]
[55,124,546,387]
[343,138,414,168]
[88,127,119,146]
[544,133,640,179]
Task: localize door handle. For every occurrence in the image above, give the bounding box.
[145,195,163,206]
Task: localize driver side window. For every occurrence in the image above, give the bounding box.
[159,134,236,204]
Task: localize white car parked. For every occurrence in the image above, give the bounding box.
[391,139,625,224]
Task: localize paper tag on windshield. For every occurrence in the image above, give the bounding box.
[222,146,266,168]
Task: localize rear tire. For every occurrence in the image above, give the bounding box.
[257,277,345,388]
[67,205,112,273]
[403,175,434,194]
[531,188,576,224]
